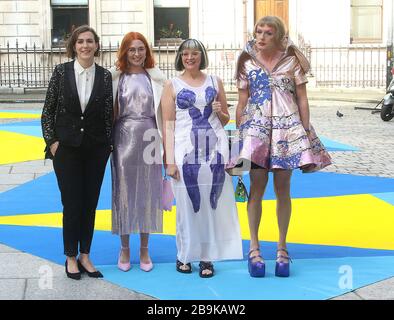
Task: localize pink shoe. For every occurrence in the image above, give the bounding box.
[140,261,153,272]
[140,246,153,272]
[117,247,131,272]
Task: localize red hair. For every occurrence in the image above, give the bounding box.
[116,32,155,72]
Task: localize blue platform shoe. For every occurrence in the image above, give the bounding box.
[275,248,292,277]
[248,248,265,278]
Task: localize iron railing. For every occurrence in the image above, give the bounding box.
[298,36,387,88]
[0,40,388,89]
[0,41,241,91]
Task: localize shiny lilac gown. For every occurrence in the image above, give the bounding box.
[111,73,162,235]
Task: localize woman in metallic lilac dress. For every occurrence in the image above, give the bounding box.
[110,32,165,272]
[227,16,331,278]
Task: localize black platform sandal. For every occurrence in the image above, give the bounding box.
[199,261,214,278]
[176,259,192,273]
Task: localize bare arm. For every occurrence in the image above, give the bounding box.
[295,83,310,131]
[161,80,180,180]
[235,88,249,128]
[212,77,230,126]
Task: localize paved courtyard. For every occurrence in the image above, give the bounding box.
[309,100,394,178]
[1,99,394,191]
[1,97,394,300]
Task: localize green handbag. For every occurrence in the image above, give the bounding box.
[235,176,249,202]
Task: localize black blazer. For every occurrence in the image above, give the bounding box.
[41,61,113,159]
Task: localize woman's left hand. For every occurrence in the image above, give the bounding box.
[212,100,222,113]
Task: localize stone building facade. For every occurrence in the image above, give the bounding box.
[0,0,245,48]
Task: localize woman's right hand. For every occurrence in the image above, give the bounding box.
[50,141,59,157]
[166,164,180,181]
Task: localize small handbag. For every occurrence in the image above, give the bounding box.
[162,176,174,211]
[235,176,249,202]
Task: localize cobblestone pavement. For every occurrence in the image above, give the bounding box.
[309,100,394,178]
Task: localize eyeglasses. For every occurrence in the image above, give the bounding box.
[128,47,146,55]
[181,51,201,58]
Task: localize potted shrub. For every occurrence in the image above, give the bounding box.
[158,23,184,46]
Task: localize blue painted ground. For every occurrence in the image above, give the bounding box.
[0,225,393,300]
[100,256,394,300]
[0,120,41,126]
[1,120,358,151]
[2,226,394,265]
[372,192,394,206]
[0,120,42,137]
[0,126,43,137]
[2,166,394,216]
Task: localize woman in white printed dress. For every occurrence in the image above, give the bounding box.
[161,39,243,278]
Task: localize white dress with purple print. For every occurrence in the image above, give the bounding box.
[171,75,243,264]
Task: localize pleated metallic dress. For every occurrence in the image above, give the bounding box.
[111,72,163,235]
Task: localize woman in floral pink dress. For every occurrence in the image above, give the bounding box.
[227,16,331,278]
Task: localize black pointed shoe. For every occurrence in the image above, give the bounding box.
[77,259,104,278]
[65,260,81,280]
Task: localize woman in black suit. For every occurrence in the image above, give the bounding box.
[41,25,113,280]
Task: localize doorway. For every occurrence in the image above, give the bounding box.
[254,0,289,28]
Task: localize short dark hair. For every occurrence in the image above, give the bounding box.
[174,39,209,71]
[66,25,100,59]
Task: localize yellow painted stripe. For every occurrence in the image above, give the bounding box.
[0,131,45,164]
[239,194,394,250]
[0,209,177,233]
[0,194,393,250]
[0,112,41,119]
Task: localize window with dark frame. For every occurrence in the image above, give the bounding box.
[51,0,89,47]
[350,0,383,43]
[154,7,189,46]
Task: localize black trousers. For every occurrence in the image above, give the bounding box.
[53,137,110,257]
